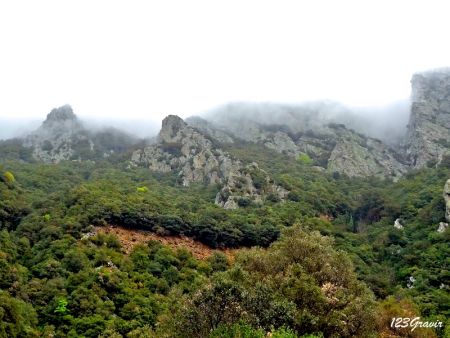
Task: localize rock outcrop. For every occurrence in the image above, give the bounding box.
[188,70,450,177]
[438,222,448,233]
[23,105,137,163]
[444,179,450,223]
[131,115,287,208]
[23,105,90,163]
[436,179,450,233]
[132,115,240,186]
[185,116,235,144]
[215,162,288,209]
[394,218,404,230]
[405,69,450,168]
[186,110,407,179]
[325,125,407,179]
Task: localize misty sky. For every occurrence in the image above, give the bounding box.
[0,0,449,121]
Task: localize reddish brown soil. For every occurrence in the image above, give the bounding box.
[95,225,240,261]
[319,214,334,222]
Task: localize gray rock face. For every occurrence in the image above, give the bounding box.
[444,179,450,223]
[23,105,89,163]
[406,69,450,168]
[132,115,287,208]
[187,73,450,179]
[43,105,77,126]
[132,115,239,186]
[188,112,407,179]
[326,125,407,179]
[263,131,299,157]
[215,162,289,209]
[23,105,137,163]
[185,116,235,144]
[438,222,448,233]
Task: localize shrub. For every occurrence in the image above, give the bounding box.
[136,186,149,193]
[2,171,15,184]
[297,153,313,165]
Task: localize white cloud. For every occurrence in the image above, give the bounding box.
[0,0,449,120]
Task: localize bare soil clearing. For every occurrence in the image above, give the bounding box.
[95,225,240,261]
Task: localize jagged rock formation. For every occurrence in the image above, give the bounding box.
[444,179,450,223]
[131,115,287,208]
[325,125,407,179]
[23,105,90,163]
[215,162,289,209]
[132,115,240,186]
[22,105,137,163]
[186,111,407,179]
[406,69,450,168]
[177,71,450,178]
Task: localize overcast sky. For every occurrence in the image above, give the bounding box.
[0,0,449,121]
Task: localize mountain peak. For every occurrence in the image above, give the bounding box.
[159,115,188,143]
[43,105,77,126]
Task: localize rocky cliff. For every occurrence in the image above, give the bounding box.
[187,113,407,179]
[444,179,450,223]
[22,105,137,163]
[23,105,90,163]
[131,115,288,208]
[406,69,450,168]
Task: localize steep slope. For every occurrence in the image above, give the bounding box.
[325,124,407,178]
[405,69,450,168]
[21,105,137,163]
[131,115,288,208]
[187,114,407,179]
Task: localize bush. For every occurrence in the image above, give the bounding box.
[136,186,149,193]
[2,171,15,184]
[297,153,313,165]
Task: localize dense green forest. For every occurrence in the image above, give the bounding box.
[0,144,449,337]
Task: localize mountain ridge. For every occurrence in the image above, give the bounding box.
[2,69,450,182]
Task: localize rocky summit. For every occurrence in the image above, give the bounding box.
[131,115,288,208]
[405,69,450,168]
[22,105,137,163]
[23,105,90,163]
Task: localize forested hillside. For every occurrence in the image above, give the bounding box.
[0,139,448,336]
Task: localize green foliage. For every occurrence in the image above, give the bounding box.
[136,186,149,193]
[169,226,376,337]
[2,171,15,184]
[0,144,447,337]
[0,290,38,337]
[54,298,68,314]
[208,252,229,272]
[297,153,313,165]
[210,321,265,337]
